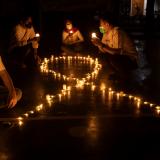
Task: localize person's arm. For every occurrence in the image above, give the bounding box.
[0,57,17,108]
[0,70,17,108]
[97,42,121,54]
[15,26,28,46]
[62,31,72,44]
[29,27,39,49]
[92,29,121,55]
[76,30,84,43]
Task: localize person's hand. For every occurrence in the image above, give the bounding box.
[32,37,40,41]
[7,91,17,108]
[28,37,40,43]
[91,38,102,47]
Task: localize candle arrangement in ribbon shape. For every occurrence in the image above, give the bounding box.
[16,55,102,126]
[16,55,160,127]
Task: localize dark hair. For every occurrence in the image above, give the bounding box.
[65,19,72,25]
[95,12,117,26]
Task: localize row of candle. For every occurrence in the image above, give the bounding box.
[17,82,160,126]
[16,55,160,126]
[40,55,102,82]
[17,56,102,126]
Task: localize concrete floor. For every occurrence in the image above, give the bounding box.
[0,54,159,160]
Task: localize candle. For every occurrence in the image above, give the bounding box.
[36,104,43,111]
[116,93,120,100]
[100,83,106,91]
[69,30,73,34]
[17,117,23,121]
[35,33,40,38]
[58,94,62,102]
[63,84,67,90]
[91,85,96,91]
[155,106,160,114]
[30,111,34,114]
[18,120,23,126]
[24,113,29,117]
[91,32,97,39]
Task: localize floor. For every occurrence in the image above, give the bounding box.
[0,53,160,160]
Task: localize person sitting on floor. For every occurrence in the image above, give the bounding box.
[91,13,138,83]
[8,15,40,68]
[61,19,84,55]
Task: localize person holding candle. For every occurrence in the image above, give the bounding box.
[91,13,138,82]
[61,19,84,55]
[8,15,40,69]
[0,55,22,109]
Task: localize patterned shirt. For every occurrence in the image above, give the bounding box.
[102,27,138,59]
[9,24,38,51]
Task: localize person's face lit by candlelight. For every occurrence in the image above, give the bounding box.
[23,16,33,29]
[99,19,110,34]
[66,20,73,31]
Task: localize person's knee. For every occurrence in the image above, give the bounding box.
[15,88,22,101]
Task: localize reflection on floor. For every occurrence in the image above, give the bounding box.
[0,55,159,160]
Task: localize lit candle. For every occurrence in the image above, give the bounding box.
[69,30,73,34]
[108,91,113,101]
[150,103,154,107]
[91,32,97,39]
[46,95,53,106]
[129,95,133,99]
[91,85,96,91]
[67,86,71,91]
[36,104,43,112]
[155,106,160,114]
[144,101,148,105]
[35,33,40,38]
[109,88,112,91]
[116,93,120,100]
[24,113,29,118]
[51,55,54,62]
[63,84,67,90]
[58,94,62,102]
[18,120,23,126]
[17,117,23,121]
[67,90,71,100]
[100,83,106,91]
[30,110,34,114]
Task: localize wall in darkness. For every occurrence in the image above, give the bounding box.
[0,0,120,56]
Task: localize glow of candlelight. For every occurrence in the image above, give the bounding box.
[70,30,73,34]
[18,121,23,126]
[35,33,40,37]
[91,32,97,39]
[17,117,23,121]
[100,83,106,91]
[36,104,43,111]
[24,113,29,117]
[63,84,67,90]
[91,85,96,91]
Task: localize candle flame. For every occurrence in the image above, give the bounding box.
[92,32,97,38]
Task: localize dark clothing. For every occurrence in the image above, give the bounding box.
[103,53,138,80]
[61,42,84,55]
[8,44,37,68]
